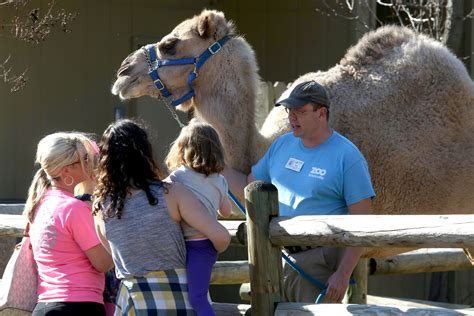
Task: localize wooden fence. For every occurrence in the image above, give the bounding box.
[241,181,474,315]
[2,184,474,316]
[3,82,474,314]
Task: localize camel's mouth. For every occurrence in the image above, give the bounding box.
[111,75,136,99]
[111,75,159,100]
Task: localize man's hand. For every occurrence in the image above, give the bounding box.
[325,269,351,303]
[324,198,373,302]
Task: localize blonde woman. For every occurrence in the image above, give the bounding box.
[25,132,113,316]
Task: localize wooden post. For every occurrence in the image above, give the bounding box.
[245,181,283,316]
[349,258,368,304]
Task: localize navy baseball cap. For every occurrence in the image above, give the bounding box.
[275,81,330,109]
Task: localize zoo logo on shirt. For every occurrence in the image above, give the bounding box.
[309,167,326,180]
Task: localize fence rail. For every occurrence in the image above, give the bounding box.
[244,181,474,315]
[270,215,474,248]
[0,213,245,245]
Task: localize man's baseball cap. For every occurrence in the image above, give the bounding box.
[275,80,330,109]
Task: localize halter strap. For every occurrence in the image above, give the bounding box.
[144,36,231,107]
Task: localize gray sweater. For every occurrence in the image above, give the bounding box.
[104,183,186,278]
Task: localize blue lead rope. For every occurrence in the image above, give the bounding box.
[227,190,245,214]
[227,189,356,303]
[281,251,326,290]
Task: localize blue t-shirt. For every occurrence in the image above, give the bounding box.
[252,131,375,216]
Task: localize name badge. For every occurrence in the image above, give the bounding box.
[285,158,304,172]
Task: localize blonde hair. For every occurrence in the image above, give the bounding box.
[166,122,225,176]
[75,139,99,196]
[24,132,96,222]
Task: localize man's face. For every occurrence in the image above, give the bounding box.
[286,103,321,138]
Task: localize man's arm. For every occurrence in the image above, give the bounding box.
[346,198,372,215]
[325,198,372,302]
[222,167,255,202]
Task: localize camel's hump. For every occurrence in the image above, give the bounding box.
[340,25,437,70]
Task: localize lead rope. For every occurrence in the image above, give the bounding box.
[162,98,185,128]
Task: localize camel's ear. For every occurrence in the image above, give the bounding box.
[197,10,233,40]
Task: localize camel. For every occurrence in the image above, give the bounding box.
[111,10,474,258]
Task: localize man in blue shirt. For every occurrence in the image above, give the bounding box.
[224,80,375,303]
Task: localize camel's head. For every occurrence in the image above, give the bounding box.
[111,9,235,108]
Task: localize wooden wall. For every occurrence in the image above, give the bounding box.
[0,0,358,201]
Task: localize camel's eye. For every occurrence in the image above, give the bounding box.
[158,38,178,56]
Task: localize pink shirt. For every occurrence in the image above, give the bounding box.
[30,189,104,303]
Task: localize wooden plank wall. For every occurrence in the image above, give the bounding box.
[0,0,356,202]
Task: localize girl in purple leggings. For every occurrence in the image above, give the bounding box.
[166,122,232,315]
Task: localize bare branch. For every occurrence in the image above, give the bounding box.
[0,55,28,92]
[4,0,77,44]
[0,0,76,91]
[464,9,474,20]
[316,0,460,45]
[315,0,360,21]
[364,0,384,26]
[345,0,355,11]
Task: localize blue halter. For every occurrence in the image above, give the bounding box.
[143,36,231,107]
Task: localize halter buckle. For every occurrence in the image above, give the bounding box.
[154,78,166,91]
[149,60,158,71]
[208,42,222,54]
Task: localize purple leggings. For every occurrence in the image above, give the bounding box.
[186,239,218,316]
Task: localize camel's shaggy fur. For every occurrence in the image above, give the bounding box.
[112,10,474,257]
[263,26,474,217]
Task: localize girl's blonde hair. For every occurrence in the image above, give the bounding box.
[24,132,96,222]
[166,122,225,176]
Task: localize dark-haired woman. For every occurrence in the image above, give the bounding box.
[93,119,230,315]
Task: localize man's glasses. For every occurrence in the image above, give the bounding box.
[284,107,318,117]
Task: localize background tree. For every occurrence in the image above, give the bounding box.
[0,0,76,92]
[316,0,473,64]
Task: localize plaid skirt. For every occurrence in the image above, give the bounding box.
[115,269,195,316]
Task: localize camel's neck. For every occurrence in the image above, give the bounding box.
[192,37,271,173]
[194,93,262,174]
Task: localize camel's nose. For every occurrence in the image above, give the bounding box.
[116,62,131,77]
[116,51,138,77]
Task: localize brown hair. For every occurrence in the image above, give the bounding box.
[312,103,330,120]
[166,122,225,176]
